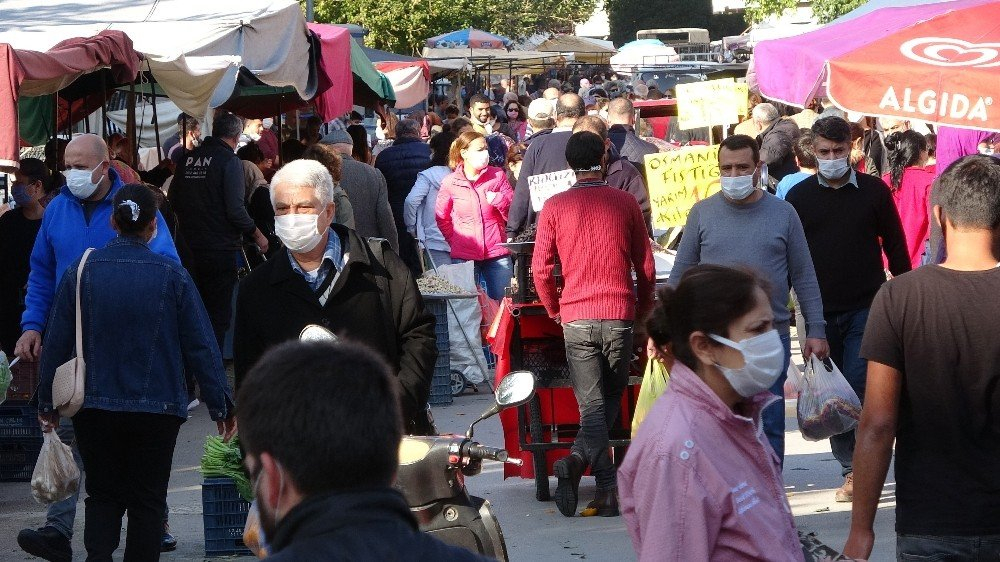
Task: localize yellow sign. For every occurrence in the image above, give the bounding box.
[676,78,747,130]
[644,147,721,229]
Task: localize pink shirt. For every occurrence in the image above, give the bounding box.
[882,167,933,269]
[619,362,803,562]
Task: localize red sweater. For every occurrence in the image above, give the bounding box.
[532,181,655,323]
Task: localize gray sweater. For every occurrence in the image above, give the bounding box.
[669,191,826,339]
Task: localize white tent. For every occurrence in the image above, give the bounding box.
[610,40,680,75]
[0,0,315,120]
[421,48,569,74]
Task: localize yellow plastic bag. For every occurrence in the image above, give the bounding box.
[631,359,670,437]
[243,500,269,558]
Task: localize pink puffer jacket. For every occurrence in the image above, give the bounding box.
[435,165,513,261]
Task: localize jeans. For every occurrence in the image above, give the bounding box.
[562,320,634,490]
[452,256,513,301]
[73,409,182,562]
[761,332,792,465]
[47,417,84,540]
[188,250,238,352]
[826,308,870,476]
[897,533,1000,561]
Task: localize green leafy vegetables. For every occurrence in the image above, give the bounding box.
[201,435,253,502]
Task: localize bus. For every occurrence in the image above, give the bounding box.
[636,28,711,55]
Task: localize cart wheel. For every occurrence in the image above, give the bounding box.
[528,395,550,501]
[450,370,467,396]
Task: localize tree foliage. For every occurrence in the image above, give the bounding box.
[606,0,746,46]
[743,0,866,25]
[307,0,598,55]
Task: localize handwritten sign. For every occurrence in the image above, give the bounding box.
[528,169,576,211]
[676,78,744,130]
[644,147,721,229]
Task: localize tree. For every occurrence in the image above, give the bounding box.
[743,0,866,25]
[606,0,746,46]
[307,0,598,55]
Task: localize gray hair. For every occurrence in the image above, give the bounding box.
[752,103,780,125]
[269,159,334,209]
[395,118,421,139]
[528,117,555,131]
[213,113,244,141]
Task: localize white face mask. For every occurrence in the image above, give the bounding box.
[65,163,105,199]
[262,118,274,129]
[464,149,490,172]
[817,157,851,180]
[710,330,784,398]
[720,174,756,201]
[274,213,325,253]
[248,132,261,142]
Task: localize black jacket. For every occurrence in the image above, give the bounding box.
[266,488,491,561]
[607,155,653,237]
[169,136,256,251]
[508,129,573,236]
[373,138,432,228]
[609,124,658,175]
[757,118,801,184]
[233,224,436,427]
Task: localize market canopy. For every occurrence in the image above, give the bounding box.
[1,30,141,169]
[350,39,396,107]
[0,0,317,122]
[610,40,680,75]
[754,0,1000,130]
[374,61,430,108]
[536,35,616,64]
[421,47,567,74]
[426,28,512,50]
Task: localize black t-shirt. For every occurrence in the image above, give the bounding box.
[861,265,1000,536]
[0,209,42,354]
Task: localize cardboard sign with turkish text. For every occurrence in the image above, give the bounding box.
[528,169,576,211]
[676,78,743,131]
[644,147,721,229]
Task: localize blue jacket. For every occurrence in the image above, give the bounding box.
[37,236,232,420]
[21,169,179,334]
[374,138,431,227]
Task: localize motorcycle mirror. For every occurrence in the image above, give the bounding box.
[467,370,536,438]
[299,324,338,343]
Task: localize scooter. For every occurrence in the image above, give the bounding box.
[299,325,534,560]
[394,370,535,562]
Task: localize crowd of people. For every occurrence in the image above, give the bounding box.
[0,66,997,562]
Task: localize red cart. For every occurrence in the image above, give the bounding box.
[489,299,642,501]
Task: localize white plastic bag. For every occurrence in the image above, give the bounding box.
[432,262,487,384]
[796,356,863,441]
[30,430,81,504]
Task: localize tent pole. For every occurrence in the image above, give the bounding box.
[277,98,283,167]
[128,80,138,167]
[148,64,162,159]
[101,78,108,141]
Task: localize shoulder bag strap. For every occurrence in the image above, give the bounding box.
[74,248,94,360]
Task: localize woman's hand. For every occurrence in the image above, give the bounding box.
[217,415,237,443]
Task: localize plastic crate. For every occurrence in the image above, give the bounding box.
[202,477,252,557]
[428,359,453,405]
[0,438,43,482]
[0,405,42,440]
[425,297,453,406]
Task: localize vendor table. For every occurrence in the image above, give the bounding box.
[489,299,642,501]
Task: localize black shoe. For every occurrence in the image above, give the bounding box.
[161,530,177,552]
[586,487,620,517]
[17,526,72,562]
[553,452,587,517]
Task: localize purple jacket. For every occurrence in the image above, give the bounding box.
[619,361,803,561]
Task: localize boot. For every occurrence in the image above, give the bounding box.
[586,487,620,517]
[553,452,587,517]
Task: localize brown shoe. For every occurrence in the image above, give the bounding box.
[585,487,620,517]
[835,473,853,502]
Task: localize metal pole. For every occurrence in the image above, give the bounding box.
[148,63,162,158]
[306,0,314,22]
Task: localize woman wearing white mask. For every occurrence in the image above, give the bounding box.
[434,131,514,300]
[620,264,803,561]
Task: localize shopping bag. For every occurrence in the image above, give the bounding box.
[30,430,81,504]
[477,289,500,341]
[631,359,670,437]
[796,356,862,441]
[0,352,11,406]
[243,500,270,558]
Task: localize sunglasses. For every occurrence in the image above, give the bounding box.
[506,107,519,113]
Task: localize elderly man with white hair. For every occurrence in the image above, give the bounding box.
[753,102,801,187]
[233,159,438,434]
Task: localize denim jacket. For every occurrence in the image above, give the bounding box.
[37,236,233,420]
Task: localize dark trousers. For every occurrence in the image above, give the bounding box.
[897,533,1000,561]
[761,332,792,464]
[562,319,633,490]
[825,307,870,477]
[73,409,182,562]
[188,250,238,352]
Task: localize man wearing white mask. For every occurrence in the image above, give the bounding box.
[233,159,437,434]
[14,133,180,561]
[786,116,909,501]
[670,134,829,466]
[238,118,264,149]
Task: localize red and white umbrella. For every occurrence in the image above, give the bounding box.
[755,0,1000,130]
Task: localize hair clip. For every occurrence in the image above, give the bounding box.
[572,164,602,172]
[118,199,140,222]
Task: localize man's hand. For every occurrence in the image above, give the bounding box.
[217,415,237,442]
[15,330,42,362]
[38,412,58,432]
[253,229,269,255]
[803,338,829,360]
[842,527,875,561]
